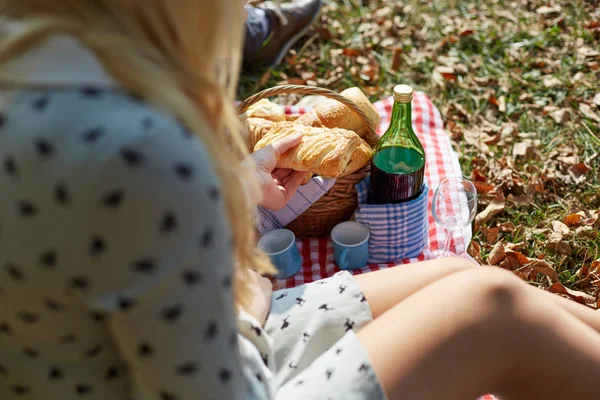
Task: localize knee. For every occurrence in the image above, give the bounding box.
[452,268,536,328]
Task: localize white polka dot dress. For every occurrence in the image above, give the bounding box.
[0,32,386,400]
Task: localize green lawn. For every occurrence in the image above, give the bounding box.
[240,0,600,306]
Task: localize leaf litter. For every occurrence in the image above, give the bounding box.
[240,0,600,308]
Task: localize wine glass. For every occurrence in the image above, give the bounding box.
[431,177,478,258]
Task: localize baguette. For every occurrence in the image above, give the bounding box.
[254,123,360,178]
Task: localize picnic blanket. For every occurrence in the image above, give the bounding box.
[267,92,496,400]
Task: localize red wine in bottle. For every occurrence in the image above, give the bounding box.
[368,85,426,204]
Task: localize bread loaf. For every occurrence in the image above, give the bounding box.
[254,123,361,178]
[242,99,286,122]
[294,87,380,145]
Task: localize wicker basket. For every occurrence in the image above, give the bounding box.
[238,85,378,238]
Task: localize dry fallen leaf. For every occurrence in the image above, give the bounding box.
[550,108,569,123]
[467,241,483,264]
[543,76,562,88]
[475,194,506,231]
[498,96,506,113]
[594,93,600,107]
[488,241,506,265]
[579,103,600,122]
[536,5,562,16]
[568,163,592,182]
[507,194,532,208]
[564,213,584,227]
[391,47,403,71]
[552,220,570,236]
[548,282,596,306]
[483,227,500,243]
[521,260,559,282]
[472,181,495,195]
[512,139,540,158]
[500,221,516,232]
[459,28,475,37]
[505,250,530,266]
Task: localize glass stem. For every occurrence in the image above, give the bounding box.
[442,228,453,257]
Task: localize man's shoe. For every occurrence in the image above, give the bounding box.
[244,0,323,70]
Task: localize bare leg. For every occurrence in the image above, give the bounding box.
[354,258,600,333]
[353,257,475,318]
[357,268,600,400]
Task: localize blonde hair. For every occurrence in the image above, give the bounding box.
[0,0,275,308]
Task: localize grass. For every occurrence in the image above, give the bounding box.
[240,0,600,304]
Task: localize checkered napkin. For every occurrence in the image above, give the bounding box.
[354,177,429,264]
[256,176,336,235]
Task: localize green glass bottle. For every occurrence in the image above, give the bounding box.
[368,85,426,204]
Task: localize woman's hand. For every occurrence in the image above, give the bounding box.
[249,133,309,210]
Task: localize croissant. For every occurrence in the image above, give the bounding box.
[294,87,380,146]
[254,123,361,178]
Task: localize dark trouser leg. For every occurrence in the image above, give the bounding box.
[243,5,270,64]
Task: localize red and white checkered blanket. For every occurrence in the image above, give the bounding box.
[273,92,496,400]
[273,92,471,290]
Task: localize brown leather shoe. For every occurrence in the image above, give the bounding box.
[244,0,323,70]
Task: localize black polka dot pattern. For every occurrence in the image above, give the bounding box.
[3,155,17,177]
[75,383,93,395]
[137,342,154,358]
[159,390,179,400]
[44,298,65,312]
[89,236,107,257]
[131,257,156,274]
[0,88,283,400]
[175,362,198,376]
[49,366,64,380]
[69,276,90,291]
[54,182,71,205]
[120,148,144,169]
[18,311,39,324]
[101,189,124,209]
[117,297,135,311]
[6,263,25,282]
[39,250,58,269]
[105,366,119,381]
[161,305,182,323]
[33,96,49,111]
[35,138,55,158]
[182,270,202,286]
[173,163,194,181]
[159,211,177,235]
[18,200,38,218]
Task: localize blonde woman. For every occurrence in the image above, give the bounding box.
[0,2,599,400]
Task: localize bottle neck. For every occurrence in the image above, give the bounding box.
[390,100,412,132]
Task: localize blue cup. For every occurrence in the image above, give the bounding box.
[332,221,370,270]
[258,229,302,279]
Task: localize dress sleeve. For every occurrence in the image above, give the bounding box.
[76,122,262,400]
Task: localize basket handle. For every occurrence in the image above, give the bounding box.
[237,85,379,146]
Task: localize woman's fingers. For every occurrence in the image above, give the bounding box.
[279,171,309,203]
[268,133,303,158]
[273,168,295,181]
